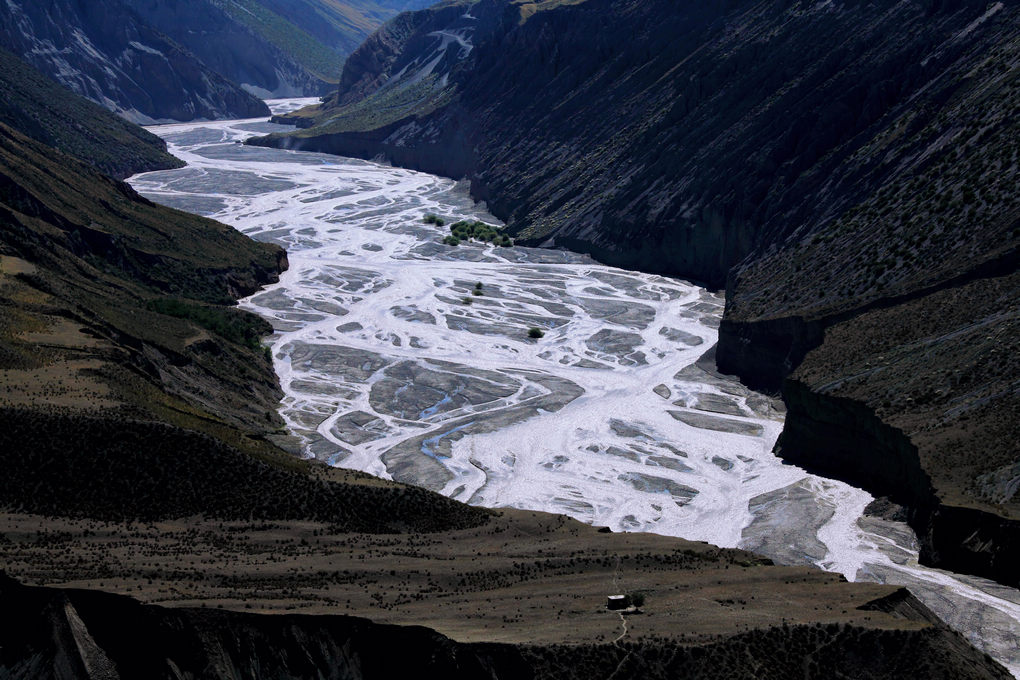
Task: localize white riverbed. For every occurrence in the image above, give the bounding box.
[128,100,1020,676]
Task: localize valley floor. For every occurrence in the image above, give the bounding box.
[119,102,1020,675]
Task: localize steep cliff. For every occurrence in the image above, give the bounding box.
[774,268,1020,587]
[0,0,269,122]
[252,0,1020,585]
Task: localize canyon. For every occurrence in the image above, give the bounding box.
[255,0,1020,592]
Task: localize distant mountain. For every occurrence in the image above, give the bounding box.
[0,0,269,123]
[253,0,1020,589]
[121,0,438,98]
[0,46,181,178]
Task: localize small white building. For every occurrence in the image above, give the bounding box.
[607,595,628,610]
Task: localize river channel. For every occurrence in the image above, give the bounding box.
[129,99,1020,675]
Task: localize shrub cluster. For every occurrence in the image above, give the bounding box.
[442,220,513,247]
[145,298,272,351]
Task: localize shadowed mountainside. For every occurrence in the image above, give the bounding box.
[0,0,269,123]
[121,0,433,98]
[252,0,1020,587]
[0,47,183,179]
[0,119,287,448]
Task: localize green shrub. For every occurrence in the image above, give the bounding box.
[442,235,460,246]
[528,327,545,339]
[145,298,271,351]
[446,220,512,246]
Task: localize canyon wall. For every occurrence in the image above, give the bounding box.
[252,0,1020,584]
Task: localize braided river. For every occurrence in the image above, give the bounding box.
[128,99,1020,675]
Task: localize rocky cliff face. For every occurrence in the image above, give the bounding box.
[0,0,269,122]
[773,267,1020,587]
[253,0,1020,586]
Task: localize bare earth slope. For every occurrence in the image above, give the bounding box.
[0,513,1011,680]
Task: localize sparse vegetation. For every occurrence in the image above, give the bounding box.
[528,327,545,339]
[423,213,446,227]
[0,407,490,530]
[448,220,514,247]
[145,298,273,352]
[0,46,181,178]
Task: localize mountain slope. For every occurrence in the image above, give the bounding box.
[0,118,1005,678]
[0,119,287,451]
[0,574,1009,680]
[251,0,1020,586]
[0,0,269,122]
[121,0,438,98]
[0,47,181,179]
